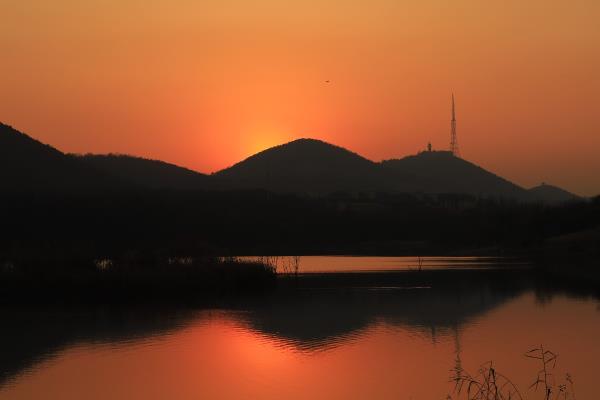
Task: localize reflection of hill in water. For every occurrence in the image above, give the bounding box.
[0,271,596,387]
[0,307,197,387]
[238,283,522,351]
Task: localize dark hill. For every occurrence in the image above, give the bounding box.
[0,123,122,194]
[215,140,531,199]
[380,151,529,199]
[2,123,566,202]
[527,183,580,204]
[214,139,383,193]
[75,154,212,190]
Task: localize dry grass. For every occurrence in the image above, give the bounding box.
[256,256,301,275]
[449,346,575,400]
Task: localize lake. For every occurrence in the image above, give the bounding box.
[236,255,529,273]
[0,257,598,400]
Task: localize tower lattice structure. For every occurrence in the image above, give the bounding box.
[450,93,460,157]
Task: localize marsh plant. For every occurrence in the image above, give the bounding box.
[449,346,575,400]
[286,256,301,276]
[258,256,280,273]
[0,253,277,302]
[257,256,301,275]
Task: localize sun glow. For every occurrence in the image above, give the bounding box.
[245,129,293,157]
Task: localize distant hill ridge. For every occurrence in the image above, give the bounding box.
[527,183,580,204]
[0,122,581,203]
[215,139,531,199]
[0,123,123,194]
[74,154,212,190]
[214,139,383,193]
[379,151,527,198]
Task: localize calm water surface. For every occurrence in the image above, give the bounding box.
[238,255,526,273]
[0,258,598,400]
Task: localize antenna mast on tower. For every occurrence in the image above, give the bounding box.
[450,93,460,157]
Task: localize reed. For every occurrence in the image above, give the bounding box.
[449,346,575,400]
[0,252,277,303]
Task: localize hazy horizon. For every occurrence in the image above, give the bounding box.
[2,1,599,196]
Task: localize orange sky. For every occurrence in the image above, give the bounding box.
[1,1,599,195]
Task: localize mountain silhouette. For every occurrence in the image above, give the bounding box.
[0,123,580,202]
[214,139,383,193]
[527,183,580,204]
[380,151,529,199]
[216,139,533,199]
[75,154,212,190]
[0,123,123,194]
